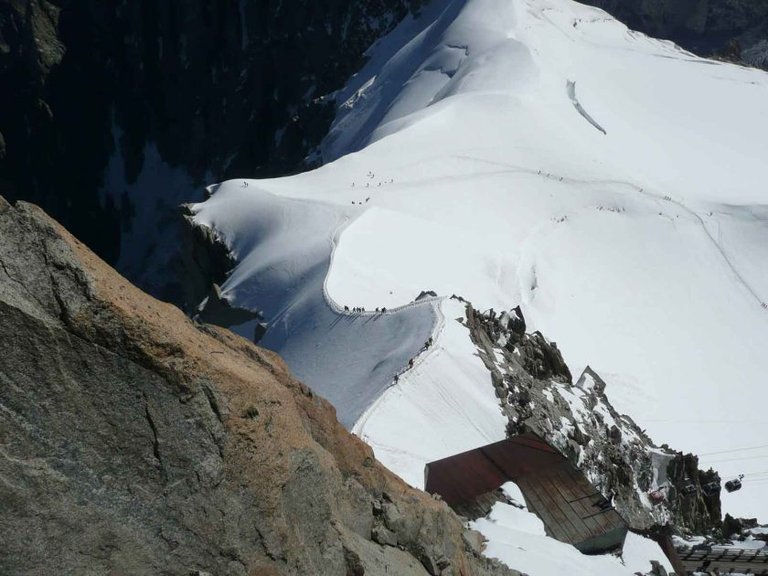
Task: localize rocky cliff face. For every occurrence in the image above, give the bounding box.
[579,0,768,68]
[0,196,516,576]
[0,0,424,299]
[463,304,721,535]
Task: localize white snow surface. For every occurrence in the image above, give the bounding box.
[193,0,768,533]
[471,483,673,576]
[192,186,436,428]
[353,298,507,487]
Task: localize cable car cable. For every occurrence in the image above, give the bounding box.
[698,443,768,457]
[705,454,768,464]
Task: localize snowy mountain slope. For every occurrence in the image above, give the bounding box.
[352,298,508,487]
[355,298,725,537]
[191,186,436,428]
[190,184,685,576]
[192,0,768,527]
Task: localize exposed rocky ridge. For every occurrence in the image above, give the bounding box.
[0,0,424,298]
[0,196,518,576]
[462,303,721,535]
[179,202,240,313]
[179,203,271,340]
[579,0,768,69]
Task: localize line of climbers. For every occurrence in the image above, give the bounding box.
[339,301,437,384]
[350,172,395,190]
[342,305,388,314]
[392,336,435,384]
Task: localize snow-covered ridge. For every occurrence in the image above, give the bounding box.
[321,0,768,522]
[190,184,438,429]
[193,0,768,526]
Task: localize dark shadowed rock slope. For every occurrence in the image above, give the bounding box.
[0,195,517,576]
[0,0,425,298]
[579,0,768,68]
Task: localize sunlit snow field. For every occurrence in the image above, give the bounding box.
[192,0,768,564]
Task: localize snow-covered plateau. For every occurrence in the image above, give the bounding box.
[190,0,768,572]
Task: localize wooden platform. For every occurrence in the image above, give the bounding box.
[517,462,627,553]
[424,433,628,554]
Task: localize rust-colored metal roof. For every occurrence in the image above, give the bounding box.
[424,433,562,505]
[424,433,628,554]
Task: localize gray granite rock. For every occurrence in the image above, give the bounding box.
[0,198,520,576]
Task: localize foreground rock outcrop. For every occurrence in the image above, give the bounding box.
[0,196,517,576]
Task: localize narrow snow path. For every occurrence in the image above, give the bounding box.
[353,298,508,488]
[453,154,767,310]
